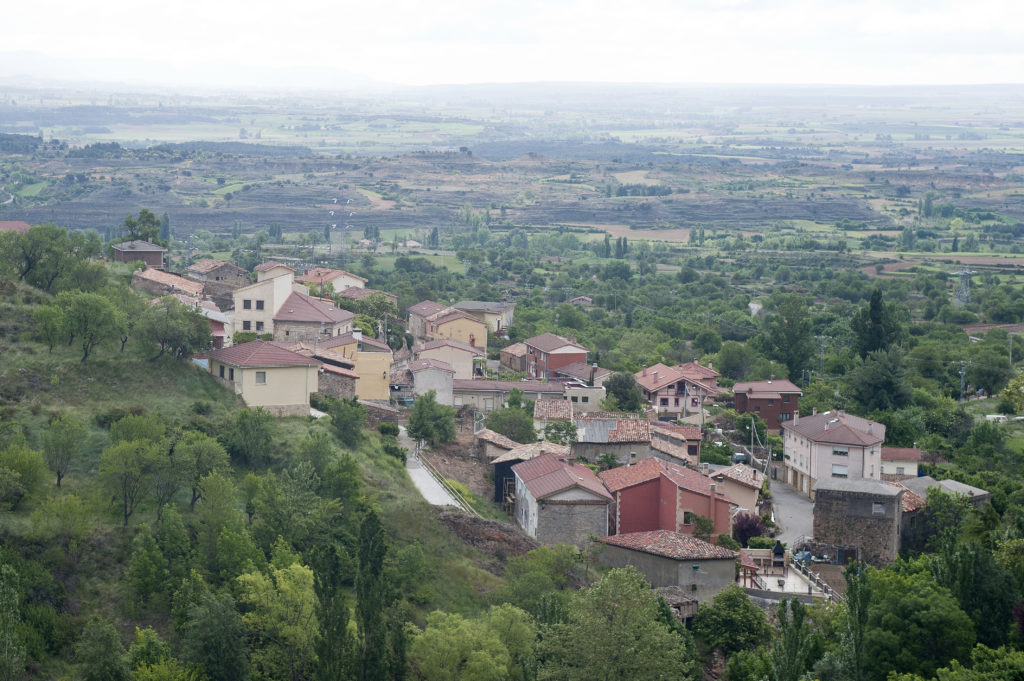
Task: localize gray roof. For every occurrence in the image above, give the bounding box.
[900,476,989,499]
[813,478,902,497]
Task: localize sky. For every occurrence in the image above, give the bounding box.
[3,0,1024,88]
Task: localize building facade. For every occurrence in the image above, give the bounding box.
[523,333,588,380]
[733,380,802,431]
[781,411,885,499]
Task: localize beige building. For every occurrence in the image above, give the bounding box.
[407,300,488,352]
[413,338,484,379]
[232,271,299,336]
[710,464,765,515]
[254,261,295,282]
[781,411,885,499]
[409,358,456,405]
[232,268,354,342]
[296,267,367,292]
[880,447,921,480]
[453,301,515,335]
[207,341,320,416]
[319,331,394,400]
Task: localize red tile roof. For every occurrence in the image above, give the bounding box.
[452,379,563,394]
[432,309,484,327]
[254,260,292,273]
[678,361,720,379]
[600,530,738,560]
[523,333,587,353]
[208,340,321,368]
[651,423,702,441]
[273,291,356,325]
[574,413,651,443]
[408,300,447,317]
[882,447,922,462]
[600,457,733,504]
[335,287,396,302]
[492,440,571,464]
[409,358,455,373]
[636,363,687,391]
[475,429,518,451]
[733,379,802,395]
[782,411,884,447]
[712,464,765,491]
[500,342,528,358]
[321,363,360,379]
[296,268,367,285]
[887,481,926,512]
[533,398,573,421]
[187,258,242,274]
[131,269,204,296]
[512,453,612,501]
[0,220,31,234]
[415,338,482,355]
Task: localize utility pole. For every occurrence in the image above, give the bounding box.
[958,361,968,402]
[815,335,830,377]
[1011,334,1014,366]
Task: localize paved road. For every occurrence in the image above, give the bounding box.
[769,478,814,545]
[399,427,460,507]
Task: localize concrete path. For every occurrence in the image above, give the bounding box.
[768,478,814,545]
[399,427,460,507]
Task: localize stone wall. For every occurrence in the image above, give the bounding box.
[572,442,651,465]
[599,546,736,603]
[317,372,357,400]
[812,489,901,566]
[536,501,608,549]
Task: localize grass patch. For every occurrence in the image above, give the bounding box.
[16,181,46,197]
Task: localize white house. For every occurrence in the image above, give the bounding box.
[781,410,885,499]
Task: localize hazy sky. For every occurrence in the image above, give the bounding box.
[4,0,1024,87]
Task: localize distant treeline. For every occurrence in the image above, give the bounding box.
[614,183,674,197]
[0,133,41,154]
[68,142,125,158]
[149,141,313,157]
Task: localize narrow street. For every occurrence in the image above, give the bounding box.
[399,426,461,507]
[768,478,814,546]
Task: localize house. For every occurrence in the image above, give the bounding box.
[599,457,737,537]
[272,291,355,342]
[166,294,233,349]
[409,358,456,405]
[598,530,738,602]
[316,331,393,400]
[551,362,612,386]
[533,398,573,432]
[296,267,367,291]
[649,422,702,467]
[131,268,204,299]
[452,380,563,412]
[812,478,903,566]
[254,261,295,282]
[232,269,300,336]
[523,333,588,380]
[711,464,765,514]
[207,340,320,416]
[499,343,528,372]
[112,240,166,269]
[636,363,724,419]
[899,476,991,508]
[475,429,519,462]
[511,453,612,549]
[880,447,922,480]
[185,259,250,288]
[0,221,31,234]
[567,295,592,307]
[733,379,802,430]
[492,441,571,505]
[453,300,515,335]
[413,338,484,380]
[781,410,885,499]
[317,357,360,399]
[334,286,399,308]
[572,412,651,464]
[563,383,606,413]
[407,301,488,352]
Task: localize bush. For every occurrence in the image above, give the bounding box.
[732,513,767,547]
[377,422,400,438]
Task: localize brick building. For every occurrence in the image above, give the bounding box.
[732,379,802,430]
[523,333,588,380]
[112,240,166,269]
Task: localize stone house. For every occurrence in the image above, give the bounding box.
[296,267,367,292]
[453,300,516,335]
[523,333,588,380]
[131,269,204,299]
[408,358,456,405]
[185,259,250,308]
[112,240,166,269]
[475,429,519,462]
[782,410,885,499]
[812,478,903,566]
[571,413,651,464]
[492,441,571,505]
[207,340,320,416]
[452,380,563,412]
[512,453,612,549]
[599,457,737,537]
[649,423,702,467]
[533,397,573,433]
[272,291,356,342]
[499,342,528,372]
[334,286,398,308]
[733,379,802,431]
[598,530,738,602]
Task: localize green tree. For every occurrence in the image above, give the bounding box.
[238,562,319,681]
[692,515,714,543]
[223,408,275,466]
[311,544,357,681]
[409,610,512,681]
[356,508,396,681]
[327,398,368,448]
[766,599,818,681]
[123,209,162,243]
[0,564,25,681]
[846,348,913,412]
[139,297,211,359]
[694,327,723,354]
[543,420,578,445]
[851,288,907,359]
[110,413,166,445]
[692,584,769,656]
[537,567,698,681]
[29,492,95,559]
[175,432,230,511]
[127,626,172,670]
[42,413,87,487]
[0,440,47,509]
[74,616,130,681]
[128,532,169,608]
[407,391,456,447]
[486,408,536,445]
[761,294,814,379]
[603,372,644,412]
[55,290,123,362]
[181,592,249,681]
[32,304,63,353]
[100,439,163,526]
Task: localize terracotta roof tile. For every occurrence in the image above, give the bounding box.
[635,363,687,391]
[475,429,519,451]
[887,482,926,512]
[574,413,650,443]
[408,300,447,317]
[409,358,455,373]
[414,338,483,355]
[712,464,765,490]
[782,411,884,447]
[492,440,571,464]
[533,398,573,421]
[512,453,612,501]
[432,309,484,327]
[523,333,588,353]
[254,260,292,272]
[882,447,922,462]
[600,530,738,560]
[500,342,528,358]
[208,340,321,368]
[600,457,733,505]
[0,221,30,234]
[131,269,204,296]
[273,291,356,325]
[187,258,242,274]
[295,268,367,285]
[678,361,720,379]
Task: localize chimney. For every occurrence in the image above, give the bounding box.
[652,370,658,381]
[707,361,712,370]
[812,407,817,415]
[642,367,647,377]
[353,329,362,341]
[868,423,873,434]
[700,462,709,475]
[794,412,799,424]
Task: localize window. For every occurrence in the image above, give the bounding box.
[683,511,695,525]
[255,300,264,310]
[243,299,252,310]
[831,464,848,478]
[229,368,234,380]
[581,396,589,403]
[571,396,579,403]
[660,398,669,406]
[782,395,790,403]
[674,398,679,406]
[256,322,264,331]
[219,365,225,378]
[255,371,267,385]
[832,448,849,457]
[896,466,905,475]
[243,321,251,331]
[754,406,761,413]
[768,399,775,406]
[780,413,791,422]
[871,502,885,515]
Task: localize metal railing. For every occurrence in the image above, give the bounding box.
[791,559,845,603]
[416,451,482,518]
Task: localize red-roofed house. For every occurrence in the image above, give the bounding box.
[413,338,485,380]
[0,221,31,234]
[571,413,651,464]
[599,457,737,537]
[512,453,612,548]
[650,422,702,467]
[636,362,723,419]
[254,261,295,281]
[272,291,356,342]
[880,447,922,481]
[733,379,802,430]
[407,300,487,352]
[207,340,320,416]
[598,530,738,601]
[523,334,588,380]
[711,464,765,514]
[782,410,885,499]
[296,267,367,291]
[499,342,528,372]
